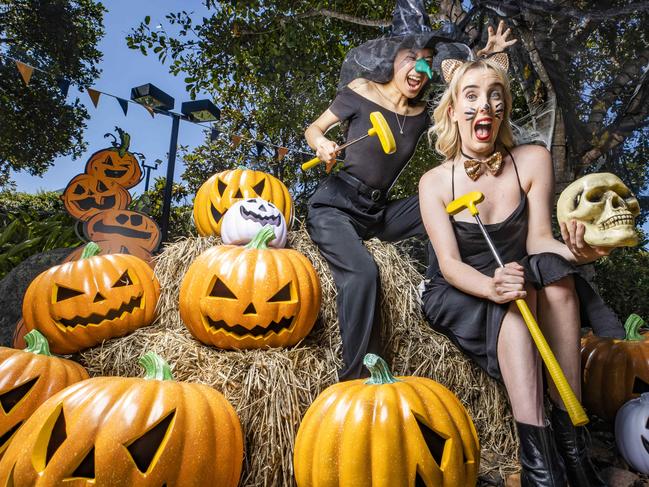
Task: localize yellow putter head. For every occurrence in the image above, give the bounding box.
[446,191,485,217]
[367,111,396,154]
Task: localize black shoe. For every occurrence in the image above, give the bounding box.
[550,406,607,487]
[516,421,567,486]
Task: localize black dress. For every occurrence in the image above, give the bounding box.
[421,156,623,381]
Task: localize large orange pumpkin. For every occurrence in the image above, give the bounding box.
[0,352,243,487]
[0,330,88,458]
[62,173,132,221]
[22,243,160,354]
[294,354,480,487]
[581,314,649,421]
[193,168,294,235]
[85,128,142,189]
[180,226,320,349]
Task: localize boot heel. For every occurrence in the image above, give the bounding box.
[516,421,567,486]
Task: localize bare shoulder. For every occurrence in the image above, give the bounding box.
[509,144,551,167]
[420,161,452,196]
[347,78,370,93]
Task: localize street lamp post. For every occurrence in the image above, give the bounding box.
[142,159,162,192]
[130,83,220,243]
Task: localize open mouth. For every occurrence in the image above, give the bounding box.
[406,75,422,91]
[56,295,143,329]
[105,169,127,178]
[598,213,635,230]
[75,195,116,211]
[474,118,493,141]
[92,221,152,239]
[205,315,295,337]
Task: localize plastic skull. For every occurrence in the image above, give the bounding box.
[557,173,640,247]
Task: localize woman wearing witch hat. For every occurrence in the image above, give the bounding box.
[305,0,515,381]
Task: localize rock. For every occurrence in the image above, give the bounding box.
[0,248,74,347]
[601,466,641,487]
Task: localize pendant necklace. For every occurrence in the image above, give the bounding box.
[376,85,408,135]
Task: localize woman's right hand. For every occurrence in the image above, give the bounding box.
[488,262,526,303]
[315,137,339,165]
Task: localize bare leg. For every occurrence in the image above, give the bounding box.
[536,275,581,408]
[497,286,545,425]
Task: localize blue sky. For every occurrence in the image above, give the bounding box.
[11,0,211,195]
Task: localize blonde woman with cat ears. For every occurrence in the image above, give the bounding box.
[419,54,621,486]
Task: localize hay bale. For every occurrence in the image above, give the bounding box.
[79,226,518,486]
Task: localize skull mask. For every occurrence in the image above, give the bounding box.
[557,173,640,247]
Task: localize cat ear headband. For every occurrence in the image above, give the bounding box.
[440,51,509,83]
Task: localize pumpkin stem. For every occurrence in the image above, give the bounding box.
[363,354,399,385]
[139,352,174,381]
[624,314,646,341]
[115,127,131,158]
[23,330,52,356]
[80,242,102,259]
[245,225,275,250]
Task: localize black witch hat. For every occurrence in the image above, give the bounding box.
[338,0,471,90]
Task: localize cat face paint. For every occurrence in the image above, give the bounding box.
[450,67,505,156]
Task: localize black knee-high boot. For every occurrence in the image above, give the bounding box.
[516,421,567,486]
[550,406,607,487]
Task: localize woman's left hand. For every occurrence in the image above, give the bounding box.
[476,20,518,57]
[560,219,612,263]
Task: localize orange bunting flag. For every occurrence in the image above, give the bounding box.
[15,61,34,85]
[143,105,155,118]
[86,88,101,108]
[231,135,242,148]
[277,147,289,161]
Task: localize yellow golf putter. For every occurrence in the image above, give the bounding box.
[301,111,396,171]
[447,191,589,426]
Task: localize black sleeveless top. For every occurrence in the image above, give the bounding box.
[329,87,430,191]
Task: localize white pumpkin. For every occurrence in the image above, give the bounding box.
[221,198,287,247]
[615,393,649,474]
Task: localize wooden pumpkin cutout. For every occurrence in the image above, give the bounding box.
[83,208,161,254]
[581,314,649,421]
[180,226,320,349]
[85,128,142,189]
[0,352,243,486]
[62,173,131,221]
[193,168,294,236]
[0,331,89,458]
[294,354,480,487]
[22,243,160,354]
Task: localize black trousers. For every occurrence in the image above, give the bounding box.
[306,173,426,380]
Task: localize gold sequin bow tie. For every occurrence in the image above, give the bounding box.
[463,152,503,181]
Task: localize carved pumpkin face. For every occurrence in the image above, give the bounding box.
[294,354,480,487]
[615,393,649,474]
[180,227,320,349]
[22,244,160,354]
[221,198,287,247]
[63,174,132,221]
[193,168,294,236]
[83,209,161,253]
[0,353,243,487]
[0,331,88,458]
[581,315,649,421]
[84,129,142,189]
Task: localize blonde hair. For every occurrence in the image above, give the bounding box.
[429,58,515,160]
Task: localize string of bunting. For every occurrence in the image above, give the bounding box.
[1,53,316,163]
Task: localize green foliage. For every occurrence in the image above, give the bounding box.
[594,245,649,321]
[0,0,105,186]
[132,176,194,240]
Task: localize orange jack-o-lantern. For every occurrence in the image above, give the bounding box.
[22,243,160,354]
[180,226,320,349]
[193,168,294,236]
[83,209,161,253]
[294,354,480,487]
[581,314,649,421]
[0,352,243,487]
[85,128,142,189]
[0,331,89,458]
[62,173,132,221]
